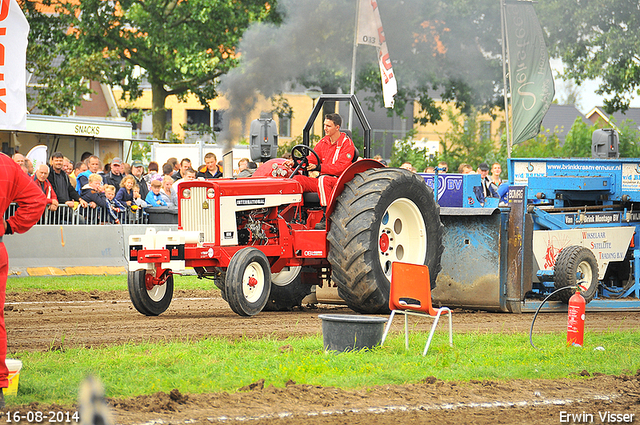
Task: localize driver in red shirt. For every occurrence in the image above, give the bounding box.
[286,113,355,206]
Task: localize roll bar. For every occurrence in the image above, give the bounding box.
[302,94,372,159]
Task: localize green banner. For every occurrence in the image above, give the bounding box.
[505,1,555,145]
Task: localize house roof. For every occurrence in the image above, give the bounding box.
[540,104,591,142]
[585,106,640,131]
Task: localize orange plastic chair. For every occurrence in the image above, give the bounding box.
[380,262,453,355]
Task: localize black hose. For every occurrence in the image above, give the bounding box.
[600,284,626,297]
[601,278,634,298]
[529,285,577,351]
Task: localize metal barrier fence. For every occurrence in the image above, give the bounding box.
[4,203,149,225]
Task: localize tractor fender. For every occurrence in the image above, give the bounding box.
[326,159,385,218]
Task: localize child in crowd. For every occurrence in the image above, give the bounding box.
[172,168,197,193]
[132,184,149,208]
[145,180,168,207]
[104,184,126,224]
[130,184,149,223]
[116,175,136,207]
[80,174,108,223]
[161,175,177,206]
[80,173,105,204]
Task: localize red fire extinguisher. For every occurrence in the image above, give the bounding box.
[567,287,586,347]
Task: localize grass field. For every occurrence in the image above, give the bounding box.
[5,276,640,407]
[7,274,216,292]
[11,331,640,406]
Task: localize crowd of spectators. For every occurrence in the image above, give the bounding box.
[399,159,505,202]
[9,151,257,225]
[12,148,513,221]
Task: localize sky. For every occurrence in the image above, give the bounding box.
[572,80,640,115]
[551,59,640,114]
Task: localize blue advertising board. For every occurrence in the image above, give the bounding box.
[420,173,496,208]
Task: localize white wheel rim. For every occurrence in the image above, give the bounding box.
[145,269,167,302]
[271,266,301,287]
[242,261,266,303]
[378,198,427,278]
[577,260,594,290]
[147,280,167,302]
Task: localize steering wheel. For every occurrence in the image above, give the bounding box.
[290,144,322,177]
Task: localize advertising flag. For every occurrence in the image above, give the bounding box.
[0,0,30,130]
[357,0,397,108]
[504,1,555,145]
[26,145,48,170]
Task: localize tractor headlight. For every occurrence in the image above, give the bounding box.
[182,188,191,199]
[207,188,215,199]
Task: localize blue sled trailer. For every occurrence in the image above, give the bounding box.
[423,155,640,312]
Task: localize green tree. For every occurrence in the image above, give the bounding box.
[510,118,640,161]
[130,141,152,163]
[559,118,593,158]
[389,136,429,171]
[389,108,502,173]
[511,132,562,159]
[276,134,321,158]
[22,2,102,115]
[508,120,588,160]
[555,80,583,111]
[510,119,594,161]
[235,0,506,130]
[59,0,279,140]
[357,0,504,125]
[617,120,640,158]
[539,0,640,114]
[436,108,497,172]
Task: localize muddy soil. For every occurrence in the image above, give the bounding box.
[5,289,640,424]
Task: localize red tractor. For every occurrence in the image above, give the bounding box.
[128,95,444,316]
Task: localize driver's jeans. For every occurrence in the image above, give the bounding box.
[293,174,338,206]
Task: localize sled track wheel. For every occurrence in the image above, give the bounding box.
[554,246,599,304]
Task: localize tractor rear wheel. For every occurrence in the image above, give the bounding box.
[213,268,228,302]
[225,248,272,316]
[554,245,599,303]
[327,168,444,313]
[128,268,174,316]
[264,266,312,311]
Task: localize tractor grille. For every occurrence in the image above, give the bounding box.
[180,186,215,243]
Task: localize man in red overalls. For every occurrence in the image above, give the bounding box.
[0,153,46,407]
[286,113,355,208]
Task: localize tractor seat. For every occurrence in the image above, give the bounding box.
[303,191,321,205]
[302,141,358,205]
[341,130,359,163]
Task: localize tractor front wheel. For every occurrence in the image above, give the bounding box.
[554,246,599,303]
[226,248,272,316]
[128,268,174,316]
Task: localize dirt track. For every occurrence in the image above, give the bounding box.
[5,289,640,424]
[7,289,640,352]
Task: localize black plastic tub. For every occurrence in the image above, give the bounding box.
[318,314,388,353]
[146,206,178,224]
